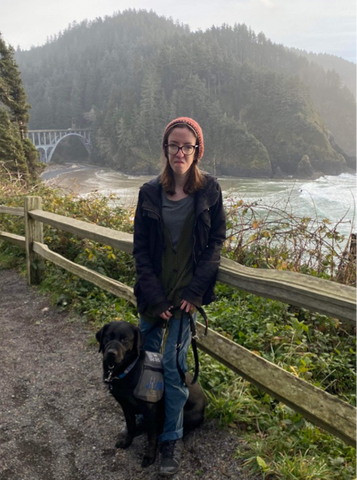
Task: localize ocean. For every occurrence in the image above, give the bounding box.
[41,164,356,239]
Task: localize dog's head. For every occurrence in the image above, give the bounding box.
[96,321,142,367]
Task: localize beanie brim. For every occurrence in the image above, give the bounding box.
[163,117,204,160]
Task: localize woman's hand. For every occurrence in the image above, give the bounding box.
[180,299,194,313]
[159,309,173,321]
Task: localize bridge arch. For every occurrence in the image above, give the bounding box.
[27,129,92,164]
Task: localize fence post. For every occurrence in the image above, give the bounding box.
[24,196,44,285]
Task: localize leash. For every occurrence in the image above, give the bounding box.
[176,306,208,386]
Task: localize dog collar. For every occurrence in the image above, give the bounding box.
[117,356,139,379]
[105,356,139,386]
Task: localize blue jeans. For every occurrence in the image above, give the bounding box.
[139,312,195,442]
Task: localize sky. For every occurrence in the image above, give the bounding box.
[1,0,356,62]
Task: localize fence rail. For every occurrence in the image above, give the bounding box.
[0,198,356,446]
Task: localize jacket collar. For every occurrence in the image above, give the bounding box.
[195,174,220,215]
[140,174,219,217]
[140,176,162,217]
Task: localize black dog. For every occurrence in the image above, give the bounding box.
[96,320,206,467]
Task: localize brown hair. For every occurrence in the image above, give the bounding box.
[160,124,206,195]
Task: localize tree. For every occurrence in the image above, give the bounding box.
[0,36,28,124]
[0,108,28,178]
[0,34,42,182]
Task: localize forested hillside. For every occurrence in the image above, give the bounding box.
[287,47,356,164]
[14,9,356,177]
[0,35,41,182]
[289,47,356,98]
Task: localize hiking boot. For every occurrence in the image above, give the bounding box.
[159,439,184,476]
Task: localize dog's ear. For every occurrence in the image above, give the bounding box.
[96,324,108,353]
[134,326,142,357]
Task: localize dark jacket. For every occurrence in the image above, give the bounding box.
[133,174,226,317]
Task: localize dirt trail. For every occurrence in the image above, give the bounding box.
[0,268,254,480]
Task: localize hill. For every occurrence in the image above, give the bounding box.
[289,47,356,98]
[14,10,356,177]
[287,47,356,165]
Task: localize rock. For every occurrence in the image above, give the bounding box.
[294,155,315,178]
[273,166,285,178]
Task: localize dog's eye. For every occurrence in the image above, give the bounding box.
[119,335,128,343]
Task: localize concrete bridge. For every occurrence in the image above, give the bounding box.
[27,128,92,164]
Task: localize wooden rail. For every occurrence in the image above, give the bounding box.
[219,258,355,325]
[0,232,25,248]
[33,241,136,305]
[0,206,24,216]
[3,206,354,324]
[195,322,356,446]
[0,199,356,447]
[29,209,133,254]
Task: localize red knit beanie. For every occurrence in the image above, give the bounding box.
[162,117,204,160]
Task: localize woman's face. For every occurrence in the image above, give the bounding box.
[166,126,197,178]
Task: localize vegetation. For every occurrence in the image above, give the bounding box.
[13,10,356,176]
[0,170,355,479]
[0,34,43,182]
[224,194,356,286]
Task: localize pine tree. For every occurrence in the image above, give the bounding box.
[0,108,28,178]
[0,36,28,124]
[0,34,41,182]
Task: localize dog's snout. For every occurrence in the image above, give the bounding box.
[104,341,122,364]
[106,348,117,357]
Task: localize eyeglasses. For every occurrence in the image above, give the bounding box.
[165,144,198,156]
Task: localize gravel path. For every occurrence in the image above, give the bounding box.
[0,268,257,480]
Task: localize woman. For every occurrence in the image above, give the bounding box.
[133,117,226,476]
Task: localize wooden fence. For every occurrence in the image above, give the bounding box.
[0,197,356,447]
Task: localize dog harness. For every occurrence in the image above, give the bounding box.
[105,352,164,403]
[133,351,164,403]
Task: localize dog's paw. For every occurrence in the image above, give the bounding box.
[115,435,133,449]
[141,454,155,468]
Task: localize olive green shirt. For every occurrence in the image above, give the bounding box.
[142,208,195,323]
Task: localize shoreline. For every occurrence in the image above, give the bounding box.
[41,161,356,184]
